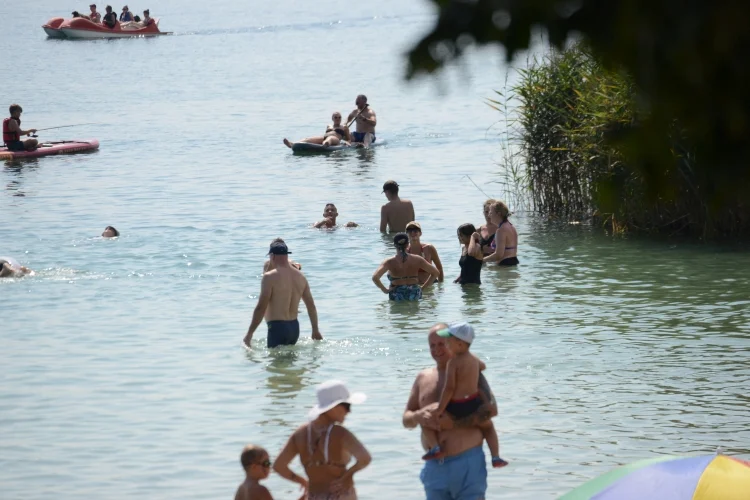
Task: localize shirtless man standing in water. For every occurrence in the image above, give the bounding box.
[403,323,499,500]
[346,94,377,148]
[380,180,415,233]
[244,241,323,349]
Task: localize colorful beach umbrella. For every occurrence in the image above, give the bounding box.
[560,454,750,500]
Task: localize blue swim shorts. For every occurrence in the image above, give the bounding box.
[389,284,422,302]
[5,140,25,152]
[351,132,376,143]
[420,445,487,500]
[266,319,300,348]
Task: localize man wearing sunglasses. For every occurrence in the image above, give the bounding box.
[402,323,499,500]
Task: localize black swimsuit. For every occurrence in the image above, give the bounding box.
[458,253,482,284]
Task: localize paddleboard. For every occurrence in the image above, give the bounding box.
[291,139,386,153]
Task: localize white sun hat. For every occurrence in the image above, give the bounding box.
[308,380,367,420]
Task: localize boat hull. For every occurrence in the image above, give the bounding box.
[0,139,100,160]
[57,17,167,39]
[42,17,66,38]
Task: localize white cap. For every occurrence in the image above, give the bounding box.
[437,321,475,344]
[307,380,366,420]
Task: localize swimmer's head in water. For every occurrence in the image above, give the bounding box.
[102,226,119,238]
[268,241,292,255]
[323,203,338,219]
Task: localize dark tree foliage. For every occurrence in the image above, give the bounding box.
[407,0,750,229]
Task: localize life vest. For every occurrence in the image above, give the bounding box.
[3,117,20,145]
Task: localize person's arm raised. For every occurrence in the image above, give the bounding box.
[243,274,272,347]
[331,428,371,493]
[301,280,322,340]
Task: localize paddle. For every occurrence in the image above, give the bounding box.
[345,104,369,129]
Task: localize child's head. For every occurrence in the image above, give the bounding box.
[437,321,475,353]
[240,444,271,480]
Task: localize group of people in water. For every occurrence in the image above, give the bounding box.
[4,89,518,499]
[71,4,154,29]
[283,95,377,149]
[236,321,508,500]
[235,176,517,498]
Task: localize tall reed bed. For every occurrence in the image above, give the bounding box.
[504,45,750,238]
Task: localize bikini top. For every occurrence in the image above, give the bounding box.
[327,126,346,137]
[387,274,418,282]
[305,424,346,467]
[491,220,517,250]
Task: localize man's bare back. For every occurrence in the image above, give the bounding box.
[263,266,308,322]
[381,199,415,233]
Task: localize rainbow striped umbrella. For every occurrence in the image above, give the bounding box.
[560,454,750,499]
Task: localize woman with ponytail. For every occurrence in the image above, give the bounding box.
[372,233,440,301]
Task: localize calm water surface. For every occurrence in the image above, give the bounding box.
[2,1,749,499]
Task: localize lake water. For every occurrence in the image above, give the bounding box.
[2,1,749,499]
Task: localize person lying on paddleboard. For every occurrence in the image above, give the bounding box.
[3,104,38,153]
[283,111,352,149]
[313,203,358,229]
[346,94,377,148]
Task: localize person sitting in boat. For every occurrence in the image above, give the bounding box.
[3,104,38,153]
[102,5,117,28]
[283,111,351,149]
[142,9,155,26]
[119,5,133,22]
[85,3,101,23]
[72,10,82,17]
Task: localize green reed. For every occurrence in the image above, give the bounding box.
[498,44,750,238]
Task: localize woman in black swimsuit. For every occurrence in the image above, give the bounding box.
[283,111,352,149]
[478,199,499,256]
[454,223,484,284]
[483,201,519,266]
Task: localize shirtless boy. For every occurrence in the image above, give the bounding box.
[244,240,323,348]
[235,444,274,500]
[380,180,415,233]
[313,203,358,229]
[423,321,508,468]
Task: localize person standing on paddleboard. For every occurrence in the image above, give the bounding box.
[3,105,38,152]
[244,240,323,349]
[346,95,376,147]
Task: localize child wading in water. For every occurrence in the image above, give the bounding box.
[235,444,274,500]
[422,321,508,468]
